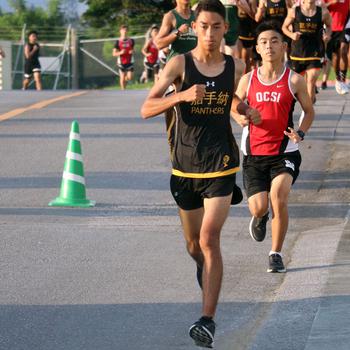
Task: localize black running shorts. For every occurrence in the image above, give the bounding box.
[24,62,41,78]
[118,63,134,72]
[289,59,322,74]
[243,151,302,198]
[170,174,238,211]
[326,31,345,60]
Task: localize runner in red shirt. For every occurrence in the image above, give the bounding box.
[324,0,350,94]
[233,20,315,273]
[141,25,160,83]
[113,24,135,90]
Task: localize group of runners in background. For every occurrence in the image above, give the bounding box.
[17,0,350,94]
[114,0,350,96]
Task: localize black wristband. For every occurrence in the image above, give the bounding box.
[297,130,305,140]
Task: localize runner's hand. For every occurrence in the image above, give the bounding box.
[284,127,302,143]
[247,107,262,125]
[181,84,206,103]
[178,23,189,34]
[323,33,330,43]
[292,32,302,41]
[237,114,250,127]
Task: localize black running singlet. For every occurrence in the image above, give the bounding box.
[171,53,240,178]
[265,0,288,25]
[237,7,256,41]
[25,43,40,66]
[290,6,323,60]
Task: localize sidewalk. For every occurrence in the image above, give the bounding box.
[305,213,350,350]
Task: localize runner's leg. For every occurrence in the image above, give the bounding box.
[200,194,231,317]
[269,173,293,252]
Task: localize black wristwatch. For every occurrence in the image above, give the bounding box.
[297,130,305,141]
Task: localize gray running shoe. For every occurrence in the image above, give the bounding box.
[249,212,269,242]
[267,253,286,273]
[189,316,215,348]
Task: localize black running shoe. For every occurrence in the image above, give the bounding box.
[189,317,215,348]
[267,253,286,273]
[249,213,269,242]
[196,263,203,290]
[321,81,327,90]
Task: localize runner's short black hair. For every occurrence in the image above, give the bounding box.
[255,20,284,41]
[27,30,38,38]
[194,0,226,21]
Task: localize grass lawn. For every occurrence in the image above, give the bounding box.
[103,68,339,91]
[104,81,154,90]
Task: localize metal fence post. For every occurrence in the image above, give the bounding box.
[71,28,79,89]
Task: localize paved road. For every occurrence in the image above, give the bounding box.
[0,89,349,350]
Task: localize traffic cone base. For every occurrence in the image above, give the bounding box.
[49,120,95,208]
[49,197,95,207]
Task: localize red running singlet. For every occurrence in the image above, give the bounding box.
[242,67,297,156]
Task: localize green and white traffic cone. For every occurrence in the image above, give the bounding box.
[49,120,95,207]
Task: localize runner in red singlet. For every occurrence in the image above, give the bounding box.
[113,24,135,90]
[324,0,350,94]
[233,20,315,273]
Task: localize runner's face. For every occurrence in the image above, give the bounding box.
[303,0,316,6]
[29,34,37,43]
[151,28,159,39]
[120,27,128,37]
[193,11,227,52]
[256,30,286,62]
[176,0,190,7]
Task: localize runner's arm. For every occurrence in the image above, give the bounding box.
[282,8,300,41]
[154,12,178,50]
[24,44,38,59]
[231,72,261,126]
[286,72,315,142]
[142,40,151,57]
[234,57,246,89]
[112,41,124,57]
[141,55,206,119]
[322,7,332,43]
[255,0,266,22]
[286,0,293,9]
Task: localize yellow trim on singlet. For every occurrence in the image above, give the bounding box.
[289,56,322,61]
[239,35,255,41]
[172,167,240,179]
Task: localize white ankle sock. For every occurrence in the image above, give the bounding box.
[269,251,282,257]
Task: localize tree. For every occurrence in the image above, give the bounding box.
[0,0,66,40]
[80,0,174,34]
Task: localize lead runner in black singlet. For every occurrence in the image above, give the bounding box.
[141,1,260,348]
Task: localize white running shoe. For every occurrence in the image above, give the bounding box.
[335,80,349,95]
[341,82,349,94]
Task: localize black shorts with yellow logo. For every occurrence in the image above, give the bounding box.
[170,174,241,211]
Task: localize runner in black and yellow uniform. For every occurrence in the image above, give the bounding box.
[237,0,257,71]
[256,0,291,26]
[283,0,331,103]
[141,1,260,347]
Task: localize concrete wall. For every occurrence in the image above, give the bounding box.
[0,41,12,90]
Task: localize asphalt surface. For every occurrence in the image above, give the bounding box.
[0,88,349,350]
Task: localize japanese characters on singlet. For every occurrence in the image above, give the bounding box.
[170,53,240,178]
